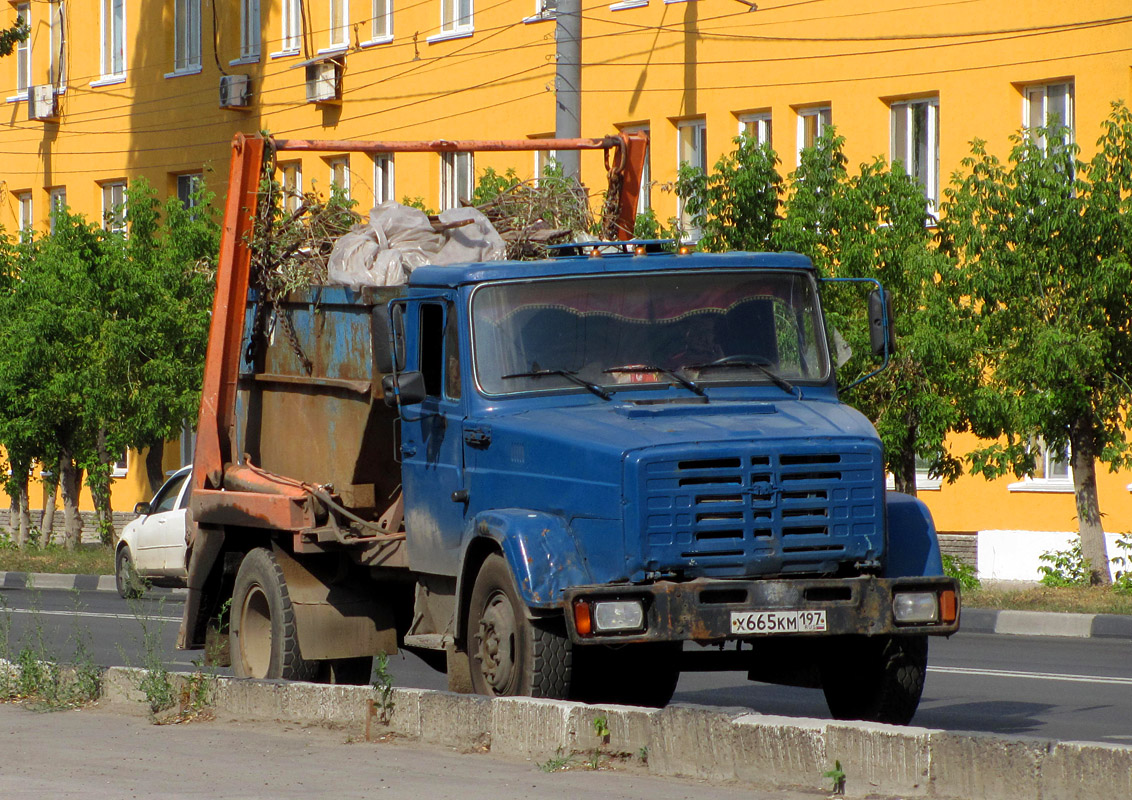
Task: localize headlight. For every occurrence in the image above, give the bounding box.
[592,600,645,632]
[893,592,939,624]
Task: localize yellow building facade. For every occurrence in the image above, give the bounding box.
[2,0,1131,535]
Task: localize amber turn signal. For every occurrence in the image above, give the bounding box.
[573,600,593,636]
[939,589,958,624]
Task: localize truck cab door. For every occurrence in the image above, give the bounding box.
[399,300,467,575]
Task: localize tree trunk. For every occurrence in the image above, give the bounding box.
[90,428,116,545]
[145,440,165,497]
[40,461,59,545]
[891,430,918,497]
[17,476,30,549]
[1069,424,1110,586]
[59,452,84,551]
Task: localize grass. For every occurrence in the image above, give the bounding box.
[0,543,115,576]
[963,584,1132,615]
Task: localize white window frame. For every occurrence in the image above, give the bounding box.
[620,124,651,216]
[676,118,707,238]
[48,187,66,233]
[172,0,202,73]
[112,450,128,479]
[524,0,557,22]
[885,455,942,492]
[1024,81,1074,151]
[101,181,127,233]
[49,2,66,88]
[369,0,393,43]
[440,151,473,210]
[234,0,261,63]
[98,0,127,83]
[329,156,351,195]
[281,161,303,214]
[609,0,645,11]
[1008,438,1073,493]
[738,112,772,146]
[373,154,395,204]
[796,106,831,160]
[432,0,473,41]
[890,97,939,216]
[177,173,203,209]
[276,0,301,55]
[15,4,30,99]
[16,191,32,235]
[329,0,350,50]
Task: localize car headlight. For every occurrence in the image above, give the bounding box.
[893,591,939,624]
[592,600,645,632]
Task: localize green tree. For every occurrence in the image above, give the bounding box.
[675,133,783,252]
[940,104,1132,584]
[0,17,29,58]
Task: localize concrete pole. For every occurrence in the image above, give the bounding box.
[554,0,581,179]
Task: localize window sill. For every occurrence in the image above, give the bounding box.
[5,93,27,104]
[90,76,126,88]
[230,55,261,66]
[427,29,474,43]
[317,45,349,57]
[271,48,302,59]
[523,11,555,22]
[360,35,394,47]
[164,65,202,79]
[611,0,648,8]
[1007,479,1074,494]
[885,475,942,492]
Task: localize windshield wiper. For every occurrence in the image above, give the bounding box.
[603,364,706,397]
[687,359,800,398]
[501,368,613,400]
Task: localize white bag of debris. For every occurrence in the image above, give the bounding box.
[328,201,506,287]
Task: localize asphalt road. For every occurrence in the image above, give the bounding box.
[3,585,1131,745]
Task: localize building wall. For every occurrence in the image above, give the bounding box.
[2,0,1131,528]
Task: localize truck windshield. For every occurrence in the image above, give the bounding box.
[471,270,830,396]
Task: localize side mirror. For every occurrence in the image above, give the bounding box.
[868,290,896,359]
[381,371,426,407]
[134,502,151,516]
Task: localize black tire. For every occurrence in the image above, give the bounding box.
[468,554,571,698]
[230,548,317,681]
[571,642,681,707]
[317,656,375,685]
[820,635,928,725]
[115,546,144,599]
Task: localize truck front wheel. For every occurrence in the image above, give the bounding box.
[468,554,571,698]
[230,548,317,681]
[819,634,927,725]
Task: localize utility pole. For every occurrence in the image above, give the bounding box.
[554,0,581,179]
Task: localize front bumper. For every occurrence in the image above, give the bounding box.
[561,575,960,644]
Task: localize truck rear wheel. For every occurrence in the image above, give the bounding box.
[230,548,317,681]
[468,554,571,698]
[820,634,927,725]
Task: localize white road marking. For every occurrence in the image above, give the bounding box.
[3,608,182,623]
[930,665,1132,686]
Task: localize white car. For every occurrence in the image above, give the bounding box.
[115,466,192,598]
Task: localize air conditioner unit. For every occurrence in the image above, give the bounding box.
[219,74,251,109]
[305,61,342,104]
[27,85,60,122]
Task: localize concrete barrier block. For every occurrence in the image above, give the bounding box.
[578,703,658,757]
[1043,740,1132,800]
[419,691,492,751]
[728,714,827,791]
[490,696,583,759]
[377,687,422,739]
[928,731,1050,800]
[995,610,1094,638]
[647,704,752,782]
[826,721,933,797]
[99,666,148,709]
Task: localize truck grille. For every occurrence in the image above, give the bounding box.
[633,445,883,578]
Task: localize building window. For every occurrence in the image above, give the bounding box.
[797,106,831,156]
[373,154,394,204]
[527,0,556,20]
[440,152,473,210]
[239,0,261,59]
[48,187,67,233]
[1008,438,1073,493]
[177,173,203,209]
[372,0,393,41]
[101,0,126,79]
[677,118,707,237]
[330,0,349,49]
[280,0,301,53]
[101,181,127,233]
[49,2,66,87]
[174,0,202,71]
[16,4,30,98]
[891,98,939,215]
[281,161,303,213]
[440,0,474,36]
[738,112,772,146]
[16,192,32,235]
[1024,82,1073,150]
[620,124,651,215]
[112,450,128,478]
[329,156,350,195]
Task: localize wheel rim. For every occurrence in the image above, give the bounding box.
[239,584,273,678]
[475,590,517,694]
[117,551,132,593]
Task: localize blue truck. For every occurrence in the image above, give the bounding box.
[181,134,959,725]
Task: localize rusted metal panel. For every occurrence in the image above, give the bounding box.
[192,488,315,531]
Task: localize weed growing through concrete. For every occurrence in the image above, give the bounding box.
[124,596,177,717]
[538,747,574,773]
[823,759,846,794]
[371,651,395,724]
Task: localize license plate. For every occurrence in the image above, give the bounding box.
[730,609,827,635]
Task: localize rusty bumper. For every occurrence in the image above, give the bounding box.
[561,575,960,644]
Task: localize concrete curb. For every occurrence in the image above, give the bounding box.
[0,571,186,596]
[97,666,1132,800]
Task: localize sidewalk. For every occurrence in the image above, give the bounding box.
[3,570,1130,640]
